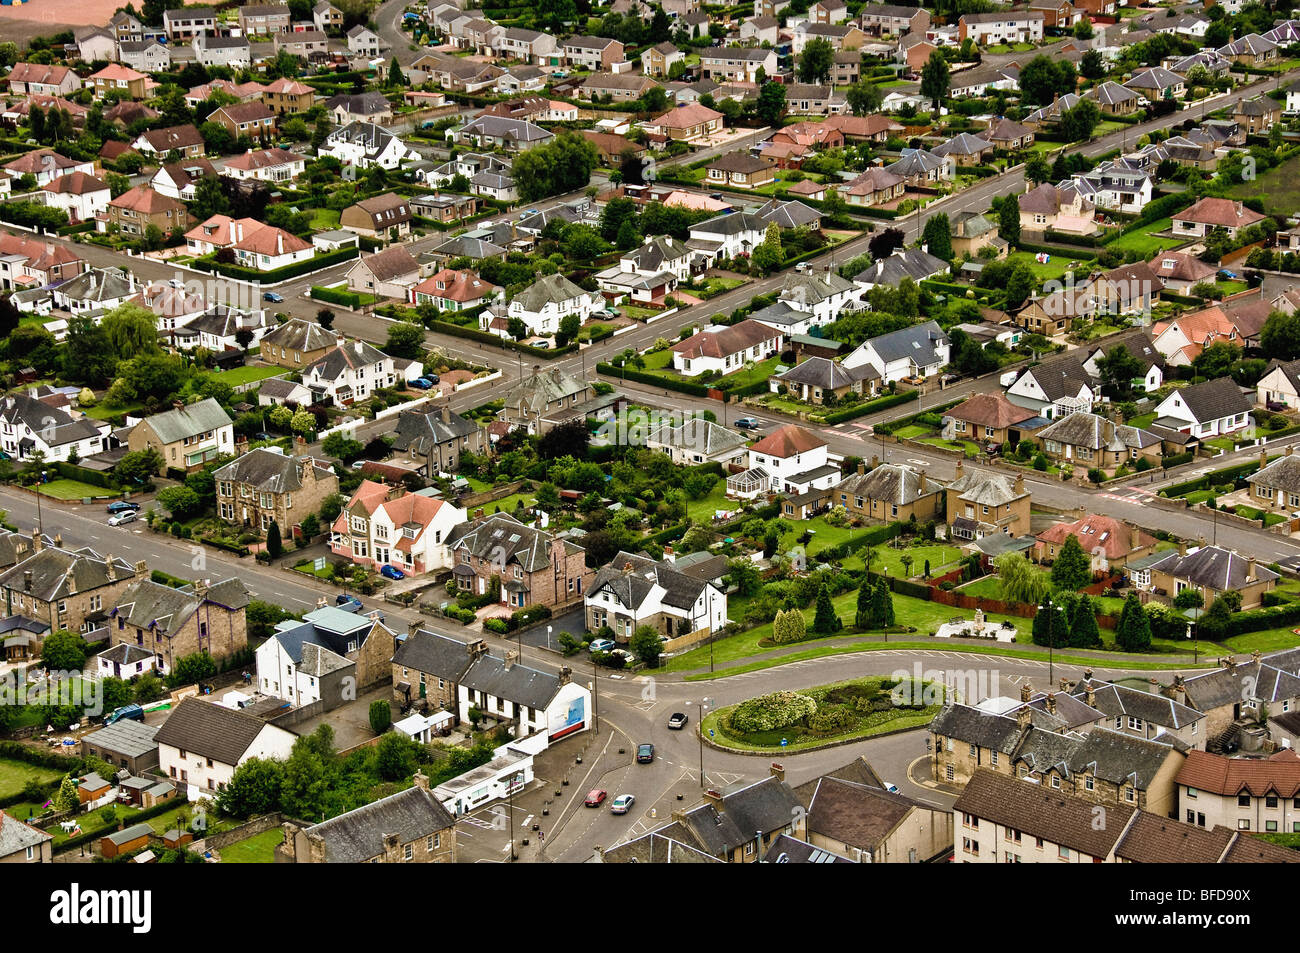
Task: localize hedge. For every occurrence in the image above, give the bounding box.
[596,362,712,397]
[55,798,184,855]
[190,247,359,283]
[1015,239,1099,260]
[1224,603,1300,638]
[819,389,918,425]
[1043,229,1102,248]
[1163,458,1264,495]
[428,318,577,359]
[53,461,116,489]
[1161,452,1194,469]
[650,522,690,545]
[200,537,251,557]
[311,285,365,308]
[0,741,81,771]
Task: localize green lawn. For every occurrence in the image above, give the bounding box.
[220,827,285,863]
[693,277,745,299]
[213,365,286,387]
[35,479,117,501]
[1229,153,1300,217]
[309,208,341,230]
[916,436,980,458]
[893,424,932,439]
[0,758,63,799]
[1006,251,1084,284]
[84,401,142,420]
[1106,218,1179,257]
[686,483,735,524]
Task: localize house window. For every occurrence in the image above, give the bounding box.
[403,843,413,861]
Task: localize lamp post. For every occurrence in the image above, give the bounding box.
[590,665,599,735]
[697,697,712,789]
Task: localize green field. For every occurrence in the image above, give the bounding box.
[35,479,117,501]
[220,827,285,863]
[214,365,287,387]
[0,758,63,799]
[1106,219,1180,257]
[1230,153,1300,216]
[309,208,341,230]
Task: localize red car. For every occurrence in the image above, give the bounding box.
[584,788,607,807]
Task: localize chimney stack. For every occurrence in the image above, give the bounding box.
[1016,706,1032,728]
[1130,525,1139,551]
[1020,682,1032,703]
[413,771,429,791]
[1247,557,1257,582]
[1178,540,1187,556]
[407,620,421,639]
[133,559,147,576]
[558,666,572,685]
[1260,449,1268,470]
[32,529,43,553]
[504,649,518,670]
[23,570,32,592]
[1085,684,1096,707]
[1059,677,1069,692]
[1045,693,1056,715]
[769,762,785,783]
[955,460,964,481]
[1014,472,1024,495]
[858,461,866,475]
[704,789,724,806]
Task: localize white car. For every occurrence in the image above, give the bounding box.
[108,511,136,526]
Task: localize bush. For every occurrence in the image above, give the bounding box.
[728,691,817,733]
[483,618,510,634]
[807,707,856,734]
[368,700,391,734]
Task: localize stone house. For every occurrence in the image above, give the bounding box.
[391,406,489,477]
[944,462,1030,541]
[126,397,234,473]
[258,318,337,369]
[213,448,340,535]
[831,461,944,523]
[108,577,251,676]
[445,513,591,609]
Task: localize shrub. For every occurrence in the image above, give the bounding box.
[728,691,817,733]
[807,707,856,734]
[482,618,510,634]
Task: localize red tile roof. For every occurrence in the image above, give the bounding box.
[1176,748,1300,798]
[1177,197,1266,229]
[749,424,826,458]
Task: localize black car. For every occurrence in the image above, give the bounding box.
[667,712,688,730]
[106,501,140,514]
[636,743,655,764]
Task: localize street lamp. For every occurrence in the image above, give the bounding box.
[697,697,712,789]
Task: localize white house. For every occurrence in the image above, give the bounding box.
[231,223,316,272]
[455,655,592,747]
[254,629,351,708]
[220,147,307,184]
[843,320,949,384]
[742,423,835,494]
[670,319,783,377]
[1005,354,1095,420]
[329,481,465,575]
[1069,165,1153,216]
[494,273,603,337]
[302,338,397,407]
[41,171,110,224]
[154,697,297,801]
[584,550,728,641]
[320,121,418,170]
[687,211,768,266]
[1256,358,1300,409]
[1152,377,1252,439]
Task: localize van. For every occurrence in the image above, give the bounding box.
[104,703,144,726]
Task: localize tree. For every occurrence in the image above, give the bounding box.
[812,584,842,634]
[1032,598,1068,647]
[387,57,405,88]
[871,577,894,628]
[102,301,160,359]
[1260,309,1300,361]
[920,50,950,108]
[512,131,599,202]
[534,481,561,511]
[369,699,392,734]
[190,171,229,220]
[266,520,283,559]
[375,732,419,781]
[855,581,873,629]
[922,213,953,261]
[1050,534,1092,592]
[385,321,424,359]
[1115,591,1153,652]
[993,552,1049,605]
[217,758,284,818]
[728,559,761,597]
[1173,587,1205,612]
[53,776,80,813]
[1080,49,1105,80]
[997,195,1020,248]
[756,81,786,126]
[798,37,835,84]
[1097,343,1143,398]
[1019,55,1076,107]
[1199,591,1240,642]
[157,485,202,520]
[630,625,664,667]
[1059,100,1101,143]
[172,652,217,687]
[1192,340,1240,380]
[772,607,807,644]
[63,318,118,387]
[751,221,784,275]
[115,448,163,484]
[1025,153,1052,185]
[868,227,906,261]
[1069,595,1102,648]
[41,629,87,671]
[1004,262,1035,310]
[847,79,883,116]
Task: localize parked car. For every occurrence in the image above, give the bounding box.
[106,501,140,514]
[733,417,759,430]
[254,432,273,441]
[667,712,688,730]
[410,378,433,389]
[636,743,655,764]
[425,374,439,384]
[108,511,136,526]
[584,788,607,807]
[335,594,364,612]
[350,460,367,470]
[589,638,615,653]
[380,564,405,580]
[1267,400,1288,412]
[263,292,284,303]
[610,794,635,815]
[882,782,899,794]
[533,340,550,349]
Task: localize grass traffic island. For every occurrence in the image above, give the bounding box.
[699,676,942,753]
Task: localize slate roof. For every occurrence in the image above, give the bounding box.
[754,199,822,229]
[1144,545,1279,592]
[646,418,747,459]
[672,776,803,856]
[778,270,856,308]
[392,628,476,682]
[260,318,336,353]
[154,697,280,766]
[1248,453,1300,494]
[672,319,779,360]
[301,783,455,862]
[948,469,1025,507]
[1073,680,1202,730]
[140,398,231,445]
[598,829,723,863]
[212,448,327,494]
[1183,651,1300,712]
[834,463,940,505]
[1163,376,1251,424]
[590,550,711,612]
[854,248,947,286]
[458,653,564,709]
[777,356,874,390]
[501,367,587,416]
[0,546,135,603]
[306,339,391,382]
[112,576,250,638]
[1017,352,1092,402]
[954,769,1136,858]
[80,719,159,758]
[445,513,561,574]
[928,703,1023,754]
[749,424,825,458]
[804,775,923,851]
[1035,412,1160,453]
[513,273,592,312]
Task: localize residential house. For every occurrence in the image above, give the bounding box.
[498,367,614,435]
[208,102,278,143]
[1255,361,1300,410]
[687,210,768,265]
[1172,197,1267,239]
[259,318,336,369]
[564,35,624,70]
[330,480,465,574]
[1124,66,1186,102]
[279,774,456,862]
[706,152,776,190]
[1151,376,1252,440]
[585,550,727,642]
[301,337,397,407]
[391,405,490,478]
[770,357,877,406]
[313,1,343,32]
[3,150,94,188]
[108,577,250,676]
[839,167,905,208]
[98,185,189,239]
[133,124,205,159]
[1139,544,1278,610]
[156,697,296,800]
[945,463,1031,540]
[86,64,148,100]
[1034,411,1163,473]
[1005,353,1094,418]
[346,24,383,56]
[985,116,1034,151]
[339,193,412,244]
[852,247,948,290]
[698,47,777,83]
[644,102,725,142]
[1089,80,1140,115]
[5,63,80,97]
[274,29,329,58]
[1083,329,1164,393]
[41,171,110,224]
[957,11,1045,45]
[797,766,951,864]
[1218,32,1278,67]
[80,719,159,775]
[832,461,944,523]
[842,320,949,384]
[320,121,417,169]
[230,223,314,272]
[1036,513,1156,571]
[1175,749,1300,835]
[933,132,994,167]
[117,40,170,72]
[672,319,783,378]
[736,424,835,496]
[494,273,603,337]
[885,148,951,187]
[947,392,1040,450]
[213,447,340,533]
[456,115,553,151]
[164,7,216,39]
[0,812,53,863]
[220,147,306,184]
[126,397,233,472]
[148,159,215,203]
[1018,182,1096,235]
[262,78,315,115]
[446,512,591,609]
[645,418,749,467]
[858,3,930,36]
[576,72,657,102]
[0,233,86,291]
[50,266,136,317]
[411,268,500,312]
[326,92,394,126]
[950,212,1006,259]
[595,235,691,306]
[192,35,252,69]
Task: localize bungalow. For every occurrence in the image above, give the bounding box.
[839,167,905,207]
[456,115,553,152]
[673,319,783,378]
[832,461,943,523]
[852,247,947,290]
[1124,67,1185,102]
[220,147,307,184]
[133,124,205,159]
[1256,359,1300,409]
[326,92,393,126]
[1218,33,1278,67]
[1147,251,1218,295]
[842,320,949,384]
[595,235,692,305]
[1138,544,1277,610]
[933,132,994,167]
[1151,376,1252,440]
[347,246,422,301]
[947,392,1040,450]
[585,550,727,643]
[1089,81,1140,115]
[985,116,1034,151]
[706,152,776,190]
[644,102,725,142]
[150,158,216,201]
[1035,411,1163,473]
[155,697,296,800]
[1172,197,1266,240]
[1005,353,1095,419]
[411,269,501,311]
[320,121,417,169]
[1037,514,1155,572]
[771,357,878,405]
[885,148,951,187]
[232,224,314,272]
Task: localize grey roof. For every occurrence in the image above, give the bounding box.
[81,719,159,758]
[1036,412,1160,453]
[855,248,947,287]
[0,547,136,603]
[691,211,766,238]
[445,513,562,574]
[671,776,803,856]
[934,132,993,157]
[513,272,592,312]
[778,356,875,390]
[948,469,1024,507]
[260,318,337,353]
[885,148,945,178]
[1090,80,1138,107]
[598,829,723,863]
[1165,376,1251,424]
[1071,680,1203,730]
[590,550,712,613]
[754,199,822,229]
[326,92,391,117]
[392,407,479,455]
[459,653,564,709]
[778,270,856,308]
[860,319,948,364]
[106,823,153,847]
[392,629,475,682]
[1248,453,1300,494]
[1183,652,1300,712]
[154,697,281,766]
[212,448,325,494]
[625,235,690,272]
[501,367,587,416]
[834,463,942,505]
[139,398,231,445]
[95,642,153,666]
[0,810,52,857]
[325,121,399,160]
[306,339,391,383]
[460,115,552,144]
[300,783,455,863]
[764,832,855,863]
[113,577,250,638]
[0,390,104,448]
[928,703,1023,754]
[646,418,747,458]
[432,235,507,259]
[1145,545,1279,592]
[1019,353,1092,402]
